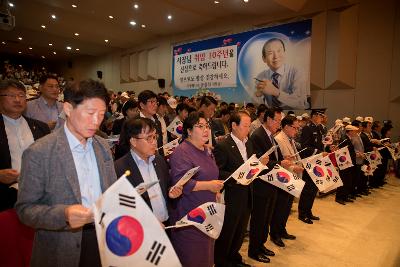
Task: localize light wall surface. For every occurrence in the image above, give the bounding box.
[59,0,400,139]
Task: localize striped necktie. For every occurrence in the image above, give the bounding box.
[271,72,281,107]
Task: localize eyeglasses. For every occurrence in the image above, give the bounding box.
[134,134,159,143]
[0,93,27,99]
[194,123,211,131]
[147,99,159,105]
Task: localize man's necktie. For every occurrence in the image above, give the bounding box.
[271,72,281,107]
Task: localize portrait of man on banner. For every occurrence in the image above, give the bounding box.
[254,37,310,110]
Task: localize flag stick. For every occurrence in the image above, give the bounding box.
[291,147,307,157]
[165,223,194,230]
[223,176,232,184]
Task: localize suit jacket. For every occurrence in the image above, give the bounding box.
[250,126,283,196]
[339,134,357,165]
[214,134,254,198]
[211,118,228,137]
[114,152,170,213]
[0,114,50,211]
[15,126,117,267]
[299,122,324,158]
[274,130,298,158]
[360,132,374,152]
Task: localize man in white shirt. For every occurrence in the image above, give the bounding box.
[0,79,50,211]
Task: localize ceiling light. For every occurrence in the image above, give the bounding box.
[72,4,77,8]
[108,15,114,19]
[74,32,79,36]
[76,48,80,51]
[29,47,32,50]
[167,15,172,20]
[48,43,53,46]
[243,0,249,2]
[130,20,136,26]
[18,51,21,54]
[66,46,72,50]
[214,1,219,3]
[141,24,146,28]
[51,14,56,19]
[41,25,46,29]
[18,37,22,40]
[41,56,45,59]
[53,51,57,55]
[9,2,14,7]
[105,39,109,43]
[1,41,6,44]
[133,4,139,9]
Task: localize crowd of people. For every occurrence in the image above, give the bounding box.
[0,75,398,267]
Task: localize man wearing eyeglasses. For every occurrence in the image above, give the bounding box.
[136,90,164,154]
[0,79,50,212]
[25,74,63,130]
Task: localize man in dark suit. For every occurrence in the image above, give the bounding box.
[248,107,291,263]
[114,117,182,225]
[298,109,325,224]
[0,79,50,212]
[16,79,118,267]
[214,111,268,267]
[335,125,358,204]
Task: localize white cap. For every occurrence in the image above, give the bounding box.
[355,116,364,122]
[345,125,359,131]
[335,119,343,125]
[343,117,351,123]
[364,116,373,123]
[167,97,177,109]
[301,113,310,119]
[121,92,129,98]
[296,116,303,121]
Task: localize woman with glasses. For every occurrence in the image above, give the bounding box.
[169,111,224,267]
[114,118,183,226]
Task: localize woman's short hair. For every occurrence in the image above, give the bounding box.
[182,111,206,140]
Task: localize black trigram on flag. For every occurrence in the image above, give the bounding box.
[118,193,135,208]
[306,163,311,169]
[205,223,214,232]
[207,204,217,215]
[237,171,245,180]
[267,174,273,181]
[316,159,322,165]
[146,241,166,266]
[287,185,295,191]
[99,212,106,228]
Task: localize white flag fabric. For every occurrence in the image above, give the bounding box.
[229,154,268,185]
[301,154,330,191]
[162,138,180,157]
[334,146,354,170]
[166,117,183,137]
[321,155,343,192]
[93,174,181,267]
[259,165,305,198]
[170,166,200,190]
[136,181,159,195]
[387,143,400,160]
[361,164,377,176]
[176,202,225,239]
[365,150,382,167]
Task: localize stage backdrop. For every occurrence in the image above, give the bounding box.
[172,19,312,109]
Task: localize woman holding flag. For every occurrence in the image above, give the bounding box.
[169,111,223,267]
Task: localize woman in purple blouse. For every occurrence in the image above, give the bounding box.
[169,111,223,267]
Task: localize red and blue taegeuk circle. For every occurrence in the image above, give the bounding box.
[105,216,144,257]
[176,125,183,135]
[276,171,290,183]
[313,166,325,177]
[187,207,206,224]
[246,168,259,179]
[339,155,347,162]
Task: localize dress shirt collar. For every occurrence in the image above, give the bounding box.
[64,122,93,151]
[272,64,285,76]
[130,149,155,165]
[2,114,23,125]
[140,111,155,121]
[39,96,56,107]
[230,132,248,146]
[262,124,273,139]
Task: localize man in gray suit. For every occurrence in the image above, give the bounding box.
[16,79,117,267]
